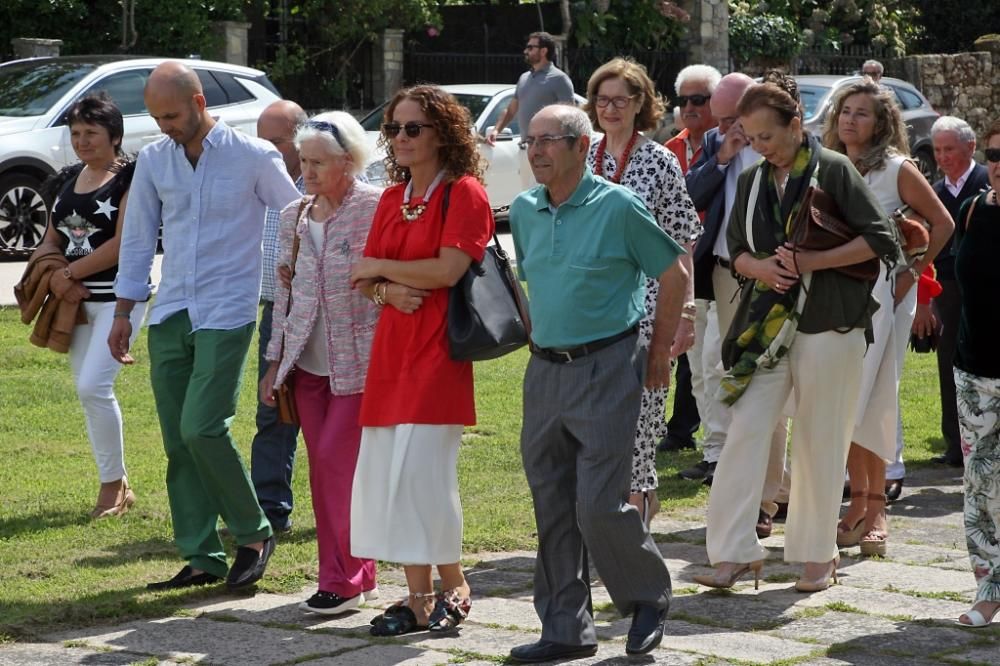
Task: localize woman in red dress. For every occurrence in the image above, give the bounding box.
[349,85,494,636]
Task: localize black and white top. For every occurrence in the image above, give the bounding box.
[50,166,131,302]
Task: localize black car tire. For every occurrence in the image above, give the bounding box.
[0,172,51,257]
[914,148,938,182]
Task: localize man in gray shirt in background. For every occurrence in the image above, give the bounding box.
[486,31,575,188]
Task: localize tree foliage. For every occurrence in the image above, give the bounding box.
[0,0,245,59]
[915,1,1000,54]
[728,6,803,66]
[730,0,923,56]
[568,0,688,51]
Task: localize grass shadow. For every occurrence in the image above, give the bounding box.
[73,537,181,568]
[0,510,91,540]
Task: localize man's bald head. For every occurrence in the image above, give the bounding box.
[711,73,754,134]
[258,100,307,179]
[146,61,203,99]
[144,61,210,149]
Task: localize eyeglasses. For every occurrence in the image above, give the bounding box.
[594,95,637,109]
[521,134,577,148]
[985,148,1000,163]
[305,120,346,150]
[382,122,434,138]
[675,94,711,107]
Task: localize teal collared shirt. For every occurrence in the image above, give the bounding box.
[510,170,684,349]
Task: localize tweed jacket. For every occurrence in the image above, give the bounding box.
[266,181,383,395]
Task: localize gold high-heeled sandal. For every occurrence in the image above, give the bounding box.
[693,560,764,590]
[859,493,888,557]
[836,491,867,547]
[794,557,840,593]
[91,478,136,519]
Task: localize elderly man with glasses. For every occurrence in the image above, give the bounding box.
[507,104,686,663]
[485,31,575,188]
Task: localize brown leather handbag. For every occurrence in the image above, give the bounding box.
[274,200,307,426]
[788,186,880,282]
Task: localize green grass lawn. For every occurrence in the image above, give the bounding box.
[0,305,949,639]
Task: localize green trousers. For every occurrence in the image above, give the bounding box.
[149,310,272,578]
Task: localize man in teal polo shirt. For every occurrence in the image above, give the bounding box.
[507,105,688,664]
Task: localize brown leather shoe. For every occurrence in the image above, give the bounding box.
[755,509,773,539]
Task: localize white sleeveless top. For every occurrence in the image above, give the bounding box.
[864,153,906,215]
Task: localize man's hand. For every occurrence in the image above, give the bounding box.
[912,302,937,339]
[259,362,279,406]
[645,345,673,390]
[108,318,134,365]
[717,120,748,165]
[485,128,499,146]
[670,317,696,357]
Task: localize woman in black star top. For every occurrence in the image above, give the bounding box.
[31,92,148,519]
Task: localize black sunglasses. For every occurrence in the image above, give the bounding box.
[383,122,434,138]
[675,94,711,107]
[304,120,346,150]
[985,148,1000,163]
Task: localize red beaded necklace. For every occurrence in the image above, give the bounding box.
[593,131,640,184]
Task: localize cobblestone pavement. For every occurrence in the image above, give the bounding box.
[3,464,998,665]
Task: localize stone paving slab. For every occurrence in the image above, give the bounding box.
[46,616,366,665]
[302,645,458,665]
[0,644,141,665]
[655,619,820,663]
[794,579,972,620]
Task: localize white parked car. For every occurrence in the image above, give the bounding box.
[359,83,587,216]
[0,56,282,255]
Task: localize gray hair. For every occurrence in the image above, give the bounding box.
[294,111,370,177]
[862,59,884,76]
[674,64,722,95]
[931,115,977,144]
[547,104,592,141]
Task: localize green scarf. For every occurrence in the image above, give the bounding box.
[717,134,822,406]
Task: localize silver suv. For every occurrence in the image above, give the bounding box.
[0,56,282,256]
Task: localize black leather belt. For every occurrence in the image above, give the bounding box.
[532,325,638,364]
[715,256,731,269]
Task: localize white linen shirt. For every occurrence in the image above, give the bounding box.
[115,121,300,331]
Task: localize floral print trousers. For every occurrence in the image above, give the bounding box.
[955,367,1000,603]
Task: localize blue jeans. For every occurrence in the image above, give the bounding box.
[250,301,300,529]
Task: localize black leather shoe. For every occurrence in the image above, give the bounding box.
[657,434,696,452]
[885,478,904,503]
[931,454,963,467]
[626,604,667,655]
[509,640,598,663]
[679,460,715,481]
[146,565,221,590]
[755,509,773,539]
[226,535,276,589]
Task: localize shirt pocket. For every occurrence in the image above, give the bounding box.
[205,177,239,217]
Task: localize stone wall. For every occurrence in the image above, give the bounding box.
[686,0,729,73]
[900,47,999,141]
[10,38,62,59]
[211,21,250,66]
[373,29,405,105]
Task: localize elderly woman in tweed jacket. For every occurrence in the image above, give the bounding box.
[260,111,383,616]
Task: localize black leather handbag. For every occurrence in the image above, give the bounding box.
[440,184,530,361]
[448,235,530,361]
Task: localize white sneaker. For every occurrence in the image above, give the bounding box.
[299,591,362,615]
[363,586,380,601]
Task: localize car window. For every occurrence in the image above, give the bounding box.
[798,85,831,122]
[0,60,97,117]
[214,72,255,104]
[195,69,228,108]
[482,95,519,136]
[83,70,151,117]
[890,85,925,110]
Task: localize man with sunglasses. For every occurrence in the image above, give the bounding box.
[925,116,990,468]
[660,64,720,456]
[485,31,574,188]
[508,104,686,663]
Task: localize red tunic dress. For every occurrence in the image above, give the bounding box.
[359,175,494,427]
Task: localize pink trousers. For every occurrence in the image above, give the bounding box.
[293,369,376,596]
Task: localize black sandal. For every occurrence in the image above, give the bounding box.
[427,588,472,632]
[369,591,433,636]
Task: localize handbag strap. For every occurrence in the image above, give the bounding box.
[277,198,309,370]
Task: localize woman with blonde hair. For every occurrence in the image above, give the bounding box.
[349,85,494,636]
[693,76,898,593]
[583,57,700,525]
[822,80,953,557]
